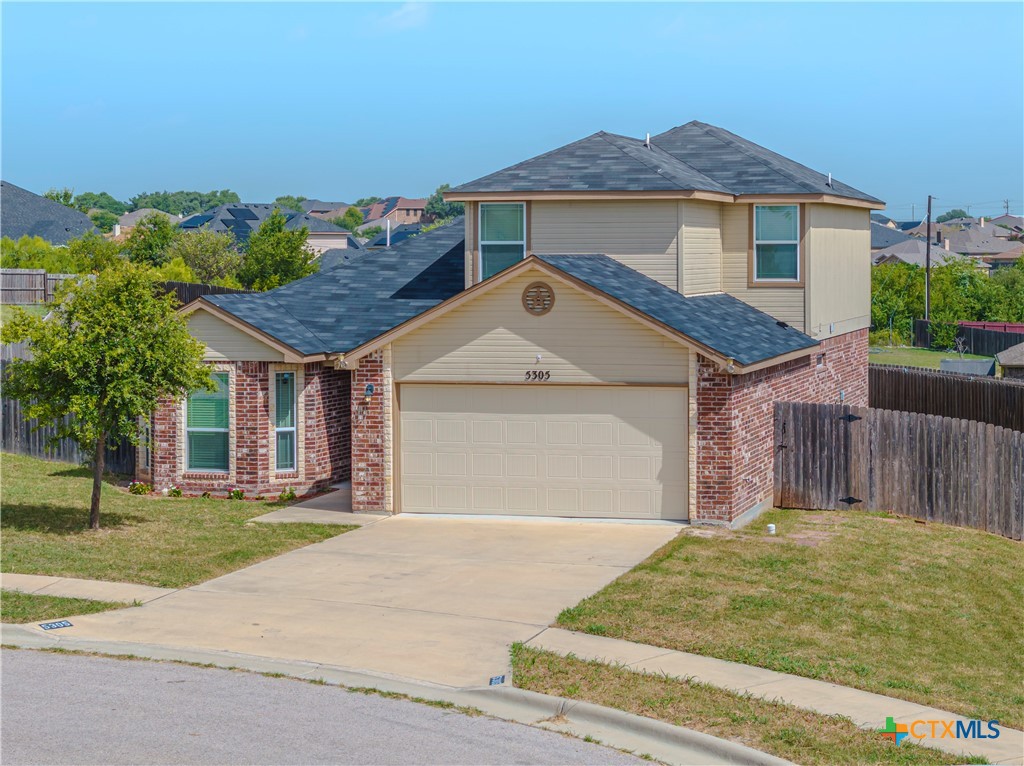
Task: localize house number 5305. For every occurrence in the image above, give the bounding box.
[524,370,551,381]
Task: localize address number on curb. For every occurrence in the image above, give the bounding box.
[524,370,551,381]
[39,620,73,631]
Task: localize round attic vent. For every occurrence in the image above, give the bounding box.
[522,281,555,316]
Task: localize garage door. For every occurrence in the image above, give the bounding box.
[399,385,687,520]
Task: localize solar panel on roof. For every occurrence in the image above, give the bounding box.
[180,214,214,227]
[228,208,258,220]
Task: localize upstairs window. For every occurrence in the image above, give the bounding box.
[754,205,800,281]
[187,372,229,472]
[275,372,296,472]
[480,203,525,280]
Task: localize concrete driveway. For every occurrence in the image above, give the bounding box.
[40,516,678,687]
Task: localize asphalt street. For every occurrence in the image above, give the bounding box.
[1,649,643,766]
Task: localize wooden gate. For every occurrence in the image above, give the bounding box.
[774,402,1023,540]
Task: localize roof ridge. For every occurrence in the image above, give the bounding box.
[686,123,824,195]
[258,292,333,351]
[452,132,611,190]
[595,133,689,191]
[598,133,728,193]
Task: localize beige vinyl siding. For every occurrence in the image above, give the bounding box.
[188,310,285,362]
[530,200,679,289]
[722,204,805,331]
[463,201,476,289]
[392,269,689,384]
[679,200,723,295]
[805,204,871,339]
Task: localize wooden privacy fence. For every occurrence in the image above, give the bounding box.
[1,396,136,474]
[869,365,1024,432]
[1,269,77,304]
[912,318,1024,357]
[774,402,1023,540]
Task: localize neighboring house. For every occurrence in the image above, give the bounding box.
[996,342,1024,380]
[359,196,427,227]
[153,120,880,528]
[871,213,897,228]
[362,223,422,250]
[300,199,350,216]
[871,222,912,252]
[179,203,354,255]
[318,240,366,271]
[0,180,95,245]
[115,208,180,236]
[989,214,1023,237]
[871,239,973,268]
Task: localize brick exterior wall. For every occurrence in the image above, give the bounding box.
[350,349,392,512]
[694,328,868,523]
[148,361,350,497]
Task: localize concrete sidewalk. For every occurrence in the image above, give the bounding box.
[527,628,1024,765]
[2,573,175,604]
[248,484,386,526]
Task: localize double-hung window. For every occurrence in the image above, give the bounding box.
[754,205,800,281]
[479,203,525,280]
[275,372,297,472]
[187,372,229,472]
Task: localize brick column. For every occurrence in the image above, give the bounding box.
[351,349,392,512]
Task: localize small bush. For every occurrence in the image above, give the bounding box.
[201,491,212,499]
[167,486,182,498]
[227,487,245,500]
[278,486,297,502]
[128,481,152,495]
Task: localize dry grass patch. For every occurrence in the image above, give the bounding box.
[1,590,131,623]
[1,453,353,587]
[512,647,984,765]
[556,509,1024,729]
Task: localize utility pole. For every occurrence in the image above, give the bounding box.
[1006,199,1011,215]
[925,195,932,322]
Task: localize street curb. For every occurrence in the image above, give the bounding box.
[1,624,791,766]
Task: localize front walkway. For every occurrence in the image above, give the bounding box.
[527,628,1024,765]
[2,573,175,604]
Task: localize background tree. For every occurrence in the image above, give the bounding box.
[237,210,315,291]
[425,183,464,219]
[936,208,970,223]
[128,189,240,216]
[89,210,119,233]
[354,196,382,207]
[74,191,128,215]
[1,265,211,529]
[273,195,307,212]
[44,187,75,207]
[166,230,241,284]
[124,213,179,267]
[331,207,363,232]
[0,233,123,273]
[358,225,383,240]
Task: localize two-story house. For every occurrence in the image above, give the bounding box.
[148,121,881,527]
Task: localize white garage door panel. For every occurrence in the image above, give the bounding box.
[399,385,688,520]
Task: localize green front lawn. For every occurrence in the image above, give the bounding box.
[1,590,131,624]
[555,509,1024,729]
[869,345,991,370]
[513,647,984,765]
[1,453,353,588]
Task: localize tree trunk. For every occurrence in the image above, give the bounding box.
[90,433,106,530]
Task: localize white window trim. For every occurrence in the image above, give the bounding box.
[184,369,231,474]
[478,202,526,280]
[753,204,801,283]
[274,370,297,473]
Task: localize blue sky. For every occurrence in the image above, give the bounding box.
[3,2,1022,219]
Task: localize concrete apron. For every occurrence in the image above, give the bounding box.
[0,627,790,766]
[3,515,679,688]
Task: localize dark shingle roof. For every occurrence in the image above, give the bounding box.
[1,181,96,244]
[204,218,466,355]
[535,254,818,367]
[179,203,347,243]
[452,121,880,205]
[871,222,912,249]
[364,223,422,249]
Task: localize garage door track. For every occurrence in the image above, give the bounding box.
[40,516,679,687]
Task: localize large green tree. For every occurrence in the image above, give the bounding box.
[273,195,307,212]
[167,230,241,284]
[44,187,75,207]
[1,265,211,528]
[354,196,382,207]
[331,207,363,232]
[425,183,464,220]
[129,189,240,216]
[237,210,315,291]
[74,191,129,215]
[124,213,179,267]
[0,233,123,274]
[89,210,119,233]
[936,208,969,223]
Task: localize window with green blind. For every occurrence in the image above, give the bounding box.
[275,372,296,472]
[187,372,229,472]
[479,203,525,280]
[754,205,800,281]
